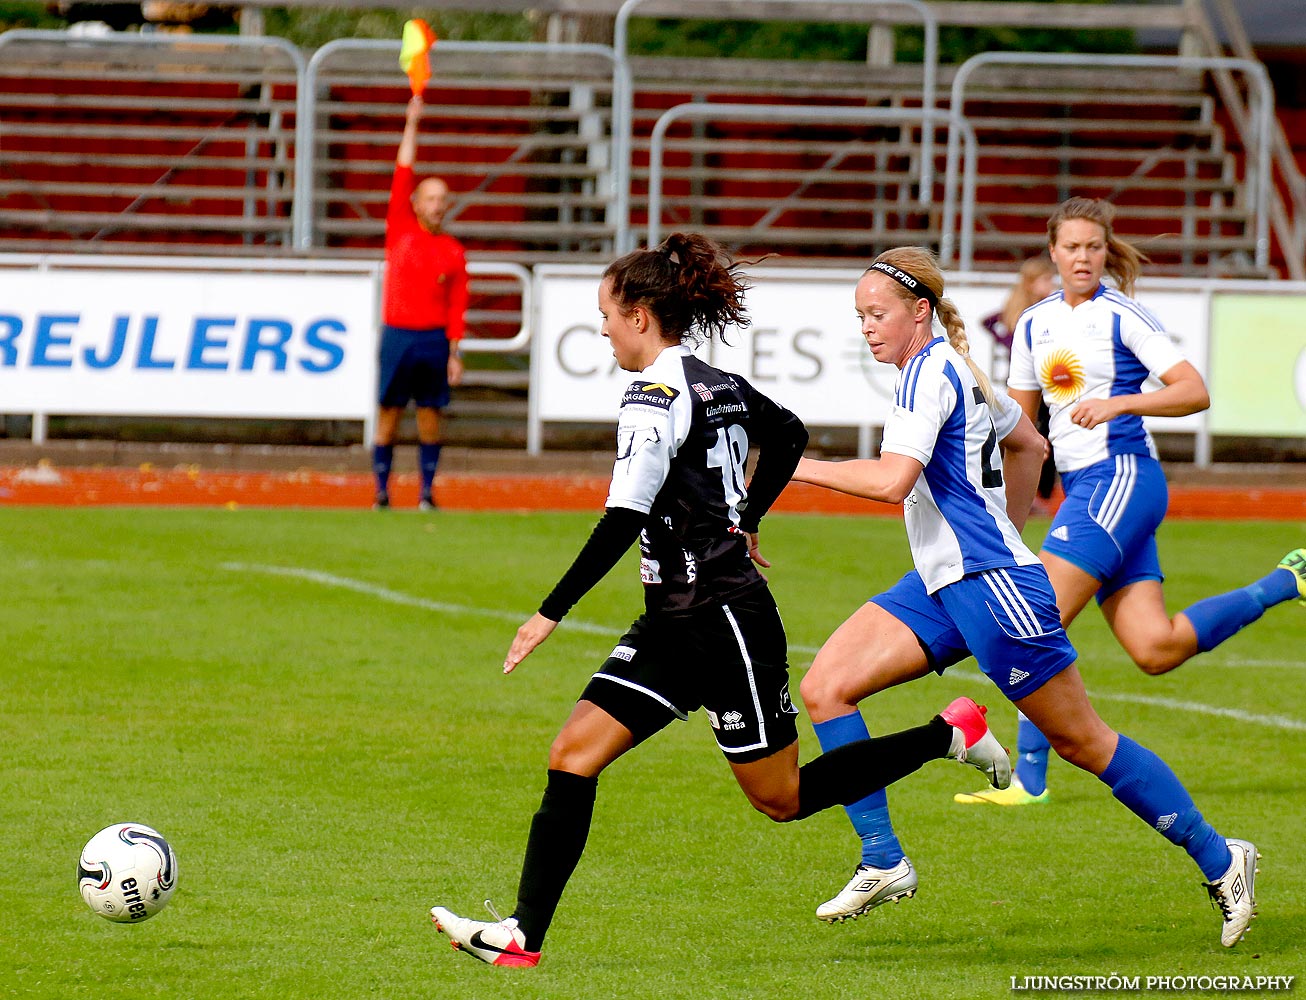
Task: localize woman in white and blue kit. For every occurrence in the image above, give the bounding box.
[794,246,1259,948]
[956,197,1304,810]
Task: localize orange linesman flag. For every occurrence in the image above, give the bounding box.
[399,19,437,96]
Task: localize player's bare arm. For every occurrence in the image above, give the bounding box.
[792,452,924,506]
[504,613,558,674]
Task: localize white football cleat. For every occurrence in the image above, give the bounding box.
[1204,839,1259,948]
[940,696,1011,790]
[430,905,541,967]
[816,856,918,923]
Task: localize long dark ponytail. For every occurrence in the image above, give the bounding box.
[602,232,752,344]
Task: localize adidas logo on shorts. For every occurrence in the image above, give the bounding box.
[1051,526,1070,541]
[1008,667,1031,686]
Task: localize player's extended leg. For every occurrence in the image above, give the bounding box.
[372,406,404,508]
[799,600,933,919]
[1098,578,1200,674]
[727,695,1008,825]
[432,701,639,966]
[1154,548,1306,665]
[414,406,442,510]
[1015,664,1257,947]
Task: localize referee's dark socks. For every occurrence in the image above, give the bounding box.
[513,769,598,952]
[418,442,442,497]
[795,716,953,821]
[372,444,394,495]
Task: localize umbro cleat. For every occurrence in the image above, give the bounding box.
[954,775,1050,806]
[430,905,541,967]
[939,696,1011,790]
[816,856,918,923]
[1277,548,1306,605]
[1204,839,1259,948]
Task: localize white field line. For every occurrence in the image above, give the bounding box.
[220,562,614,634]
[223,562,1306,733]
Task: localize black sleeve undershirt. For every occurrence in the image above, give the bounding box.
[737,395,808,533]
[538,506,647,622]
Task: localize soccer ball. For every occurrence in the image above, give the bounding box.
[77,823,178,922]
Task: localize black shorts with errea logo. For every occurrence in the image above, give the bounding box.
[580,585,798,763]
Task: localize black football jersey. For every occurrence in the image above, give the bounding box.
[606,345,805,613]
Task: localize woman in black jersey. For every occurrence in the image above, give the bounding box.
[429,233,1011,968]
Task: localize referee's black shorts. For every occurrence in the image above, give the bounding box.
[377,324,451,409]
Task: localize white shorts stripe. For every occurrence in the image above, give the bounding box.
[720,602,768,753]
[591,672,691,721]
[984,569,1041,637]
[1096,454,1136,534]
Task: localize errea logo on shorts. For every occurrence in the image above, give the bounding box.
[721,710,746,731]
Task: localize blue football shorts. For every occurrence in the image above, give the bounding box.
[1044,453,1168,603]
[874,565,1076,701]
[935,564,1078,701]
[870,570,970,674]
[377,324,451,409]
[580,586,799,764]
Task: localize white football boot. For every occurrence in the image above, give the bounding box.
[940,696,1011,790]
[430,904,541,967]
[1203,839,1259,948]
[816,856,918,923]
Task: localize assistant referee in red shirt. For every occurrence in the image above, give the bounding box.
[373,95,469,510]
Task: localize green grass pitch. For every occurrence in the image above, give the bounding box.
[2,507,1302,998]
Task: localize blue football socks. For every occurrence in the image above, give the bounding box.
[1013,711,1051,796]
[813,711,905,868]
[1099,734,1231,881]
[1183,567,1300,653]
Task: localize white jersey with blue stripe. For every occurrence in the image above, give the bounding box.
[1007,283,1186,473]
[880,336,1039,593]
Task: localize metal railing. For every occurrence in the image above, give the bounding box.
[612,0,939,254]
[646,102,976,268]
[297,38,618,253]
[943,50,1274,272]
[0,30,303,250]
[1198,0,1306,280]
[0,18,1295,279]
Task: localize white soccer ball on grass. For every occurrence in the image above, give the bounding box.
[78,823,178,922]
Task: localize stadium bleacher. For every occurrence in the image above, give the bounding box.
[0,0,1301,280]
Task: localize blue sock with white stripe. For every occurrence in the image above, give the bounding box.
[813,712,905,868]
[1099,734,1231,880]
[1014,711,1051,796]
[1183,568,1299,653]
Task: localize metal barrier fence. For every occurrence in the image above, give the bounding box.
[945,51,1274,273]
[0,30,302,251]
[298,38,618,256]
[610,0,940,254]
[0,26,1291,277]
[645,102,976,268]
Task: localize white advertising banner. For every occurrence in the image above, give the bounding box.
[0,268,377,418]
[533,266,1209,436]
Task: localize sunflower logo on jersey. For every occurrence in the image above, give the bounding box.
[1039,349,1086,405]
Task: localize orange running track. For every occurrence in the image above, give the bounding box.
[1,464,1303,520]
